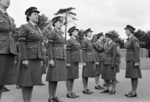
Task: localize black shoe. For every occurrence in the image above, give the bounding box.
[103,84,106,86]
[48,99,54,102]
[101,89,109,93]
[2,86,10,92]
[66,93,76,99]
[95,85,104,90]
[53,97,63,102]
[116,80,119,83]
[83,89,94,94]
[125,92,132,96]
[71,92,79,98]
[127,93,137,98]
[109,90,116,95]
[16,85,22,89]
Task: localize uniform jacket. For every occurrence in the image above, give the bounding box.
[103,41,117,66]
[0,10,17,55]
[66,37,81,63]
[81,38,96,63]
[116,48,121,64]
[46,28,66,60]
[18,22,43,60]
[126,35,140,63]
[93,40,105,62]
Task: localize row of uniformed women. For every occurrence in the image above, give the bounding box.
[0,1,142,102]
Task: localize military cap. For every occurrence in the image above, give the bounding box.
[25,7,40,16]
[84,28,93,34]
[105,32,114,39]
[97,32,104,39]
[68,26,78,36]
[52,16,63,26]
[124,25,136,33]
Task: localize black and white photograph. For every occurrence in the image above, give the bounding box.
[0,0,150,102]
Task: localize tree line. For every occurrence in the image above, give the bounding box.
[14,7,150,56]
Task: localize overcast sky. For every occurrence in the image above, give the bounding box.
[8,0,150,38]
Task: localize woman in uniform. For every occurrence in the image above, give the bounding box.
[93,33,104,90]
[124,25,142,98]
[101,33,117,94]
[45,16,67,102]
[115,43,121,83]
[81,28,96,94]
[66,26,81,98]
[17,7,43,102]
[0,0,17,99]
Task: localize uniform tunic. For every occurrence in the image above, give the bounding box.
[17,22,43,86]
[102,41,117,80]
[125,35,142,78]
[41,44,47,74]
[116,48,121,73]
[81,38,96,78]
[93,40,104,75]
[66,37,81,79]
[0,10,17,86]
[46,28,67,81]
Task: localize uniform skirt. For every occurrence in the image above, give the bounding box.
[41,63,46,74]
[82,62,95,78]
[46,59,67,81]
[95,61,103,75]
[17,59,42,87]
[125,61,142,78]
[116,64,120,73]
[0,54,16,86]
[67,62,79,80]
[102,65,116,80]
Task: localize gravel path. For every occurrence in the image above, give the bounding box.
[1,69,149,102]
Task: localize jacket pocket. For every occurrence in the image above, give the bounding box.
[26,45,38,59]
[86,52,94,62]
[53,47,65,59]
[71,51,80,62]
[104,57,112,65]
[126,53,134,61]
[0,36,7,50]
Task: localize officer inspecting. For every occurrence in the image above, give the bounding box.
[124,25,142,98]
[17,7,43,102]
[0,0,17,100]
[46,16,67,102]
[66,26,81,98]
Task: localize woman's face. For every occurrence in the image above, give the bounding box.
[87,31,93,38]
[0,0,10,8]
[125,29,131,37]
[99,35,104,41]
[29,12,39,23]
[105,36,110,42]
[72,30,78,37]
[54,21,63,29]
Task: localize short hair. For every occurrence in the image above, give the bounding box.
[26,12,32,22]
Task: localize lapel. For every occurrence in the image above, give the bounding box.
[0,10,9,20]
[0,10,12,29]
[54,28,63,37]
[28,22,37,30]
[28,22,43,37]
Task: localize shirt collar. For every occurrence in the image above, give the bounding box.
[29,21,36,26]
[129,34,133,39]
[71,36,76,40]
[108,40,112,44]
[0,8,6,13]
